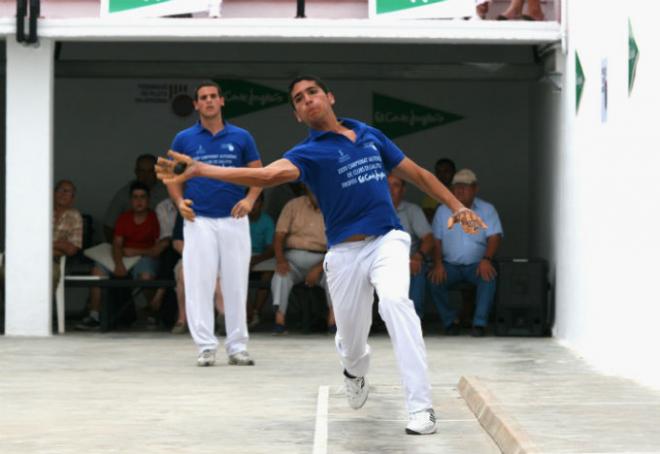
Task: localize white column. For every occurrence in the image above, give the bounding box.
[5,39,55,336]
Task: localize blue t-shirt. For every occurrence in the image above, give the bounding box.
[249,213,275,255]
[431,197,503,265]
[171,121,260,218]
[283,118,404,247]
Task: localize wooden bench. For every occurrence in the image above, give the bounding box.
[64,276,176,332]
[62,273,271,333]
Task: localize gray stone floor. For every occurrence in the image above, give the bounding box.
[1,333,659,453]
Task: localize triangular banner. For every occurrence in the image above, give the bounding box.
[212,79,289,119]
[576,52,585,113]
[103,0,208,17]
[376,0,449,14]
[628,19,640,96]
[372,93,463,139]
[109,0,171,13]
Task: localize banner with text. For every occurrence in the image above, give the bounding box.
[101,0,209,17]
[213,80,289,119]
[369,0,473,19]
[372,93,463,139]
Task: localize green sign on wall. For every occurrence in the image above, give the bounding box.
[575,52,585,113]
[376,0,449,14]
[628,19,640,96]
[372,93,463,139]
[109,0,170,13]
[213,80,288,119]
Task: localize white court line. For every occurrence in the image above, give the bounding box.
[313,385,329,454]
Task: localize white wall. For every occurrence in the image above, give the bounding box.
[555,1,660,389]
[54,76,532,257]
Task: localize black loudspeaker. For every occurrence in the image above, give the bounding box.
[495,258,550,336]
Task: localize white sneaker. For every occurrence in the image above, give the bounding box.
[344,374,369,409]
[405,408,437,435]
[228,351,255,366]
[197,349,216,367]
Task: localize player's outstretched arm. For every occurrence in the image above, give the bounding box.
[392,157,487,234]
[156,150,300,188]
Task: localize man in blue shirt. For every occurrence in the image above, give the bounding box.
[166,81,263,367]
[429,169,503,337]
[156,76,486,435]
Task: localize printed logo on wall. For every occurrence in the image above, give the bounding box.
[133,80,287,119]
[575,52,585,113]
[213,80,289,119]
[369,0,473,18]
[372,93,463,139]
[101,0,208,17]
[628,19,640,96]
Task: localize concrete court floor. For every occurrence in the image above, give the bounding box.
[1,332,659,454]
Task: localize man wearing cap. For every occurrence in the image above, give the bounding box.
[429,169,503,337]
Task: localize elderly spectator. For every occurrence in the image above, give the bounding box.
[53,180,83,289]
[429,169,503,337]
[421,158,456,223]
[271,187,335,334]
[77,181,162,330]
[387,175,434,320]
[103,154,169,241]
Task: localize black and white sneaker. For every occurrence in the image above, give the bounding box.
[405,408,437,435]
[228,351,255,366]
[75,316,100,331]
[344,372,369,409]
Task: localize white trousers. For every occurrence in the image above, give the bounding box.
[183,216,251,355]
[324,229,432,413]
[271,249,331,314]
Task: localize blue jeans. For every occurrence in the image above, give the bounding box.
[429,262,496,328]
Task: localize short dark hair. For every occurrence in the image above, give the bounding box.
[55,179,76,194]
[135,154,157,167]
[287,75,330,107]
[194,80,222,101]
[435,158,456,172]
[129,181,150,196]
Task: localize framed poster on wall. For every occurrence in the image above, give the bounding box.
[369,0,474,19]
[100,0,210,18]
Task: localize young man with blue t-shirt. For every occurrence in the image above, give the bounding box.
[157,76,486,434]
[166,81,263,367]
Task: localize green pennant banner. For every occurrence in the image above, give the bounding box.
[109,0,170,13]
[628,19,640,96]
[376,0,449,14]
[212,80,289,119]
[575,52,585,113]
[372,93,463,139]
